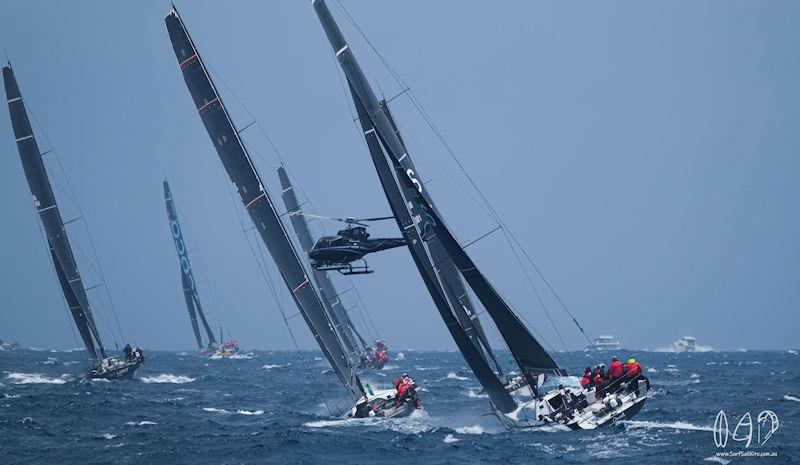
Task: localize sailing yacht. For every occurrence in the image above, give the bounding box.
[164,7,419,418]
[164,180,239,358]
[3,64,143,380]
[311,0,649,429]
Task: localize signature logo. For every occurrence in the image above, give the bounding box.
[713,410,779,448]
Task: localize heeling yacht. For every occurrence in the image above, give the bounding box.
[585,335,622,352]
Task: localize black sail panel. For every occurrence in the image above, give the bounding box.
[352,93,517,413]
[277,166,363,357]
[392,166,564,376]
[380,101,504,376]
[3,64,104,361]
[165,9,364,401]
[164,180,216,347]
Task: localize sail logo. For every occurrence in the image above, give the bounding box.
[168,205,196,292]
[406,168,423,193]
[713,410,779,448]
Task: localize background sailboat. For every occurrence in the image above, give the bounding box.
[3,64,143,380]
[164,7,419,418]
[164,179,239,358]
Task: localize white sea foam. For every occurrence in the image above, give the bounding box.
[139,374,195,384]
[381,364,399,370]
[622,420,712,432]
[228,353,253,360]
[690,373,700,379]
[261,364,286,370]
[99,433,118,440]
[454,425,484,434]
[788,350,798,355]
[2,393,20,399]
[236,409,264,416]
[203,407,230,414]
[125,421,157,426]
[443,434,459,443]
[783,395,800,402]
[304,409,431,434]
[396,352,406,360]
[703,457,731,465]
[446,372,469,381]
[465,389,488,399]
[647,367,658,373]
[7,372,69,385]
[43,358,58,366]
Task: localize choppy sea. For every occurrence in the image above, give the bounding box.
[1,348,797,464]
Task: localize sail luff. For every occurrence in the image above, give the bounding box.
[277,166,363,357]
[3,64,105,361]
[165,8,364,401]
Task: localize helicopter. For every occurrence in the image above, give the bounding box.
[294,213,407,275]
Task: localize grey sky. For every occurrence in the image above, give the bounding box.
[1,1,797,353]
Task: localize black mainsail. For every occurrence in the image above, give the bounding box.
[165,8,364,402]
[3,64,107,362]
[312,0,564,413]
[277,166,365,358]
[164,180,217,350]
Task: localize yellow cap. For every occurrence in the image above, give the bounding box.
[627,359,636,364]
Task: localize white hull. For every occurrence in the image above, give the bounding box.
[347,388,419,419]
[495,380,649,430]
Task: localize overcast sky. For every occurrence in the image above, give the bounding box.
[0,1,797,354]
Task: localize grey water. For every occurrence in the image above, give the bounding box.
[1,348,797,464]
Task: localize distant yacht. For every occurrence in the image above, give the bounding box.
[674,336,697,352]
[0,339,19,351]
[584,335,622,351]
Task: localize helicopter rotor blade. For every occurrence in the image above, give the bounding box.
[359,216,395,222]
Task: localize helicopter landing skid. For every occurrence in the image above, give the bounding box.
[313,260,373,275]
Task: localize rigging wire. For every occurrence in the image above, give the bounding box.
[209,63,380,353]
[25,91,126,349]
[332,1,592,354]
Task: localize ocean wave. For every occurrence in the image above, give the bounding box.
[622,420,712,432]
[203,407,230,414]
[443,433,459,443]
[788,350,798,355]
[139,374,195,384]
[7,372,70,385]
[125,421,157,426]
[783,394,799,402]
[446,372,469,381]
[261,364,287,370]
[98,433,118,440]
[454,425,484,434]
[703,457,730,465]
[465,389,488,399]
[236,409,264,416]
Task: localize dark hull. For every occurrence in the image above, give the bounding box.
[89,358,143,380]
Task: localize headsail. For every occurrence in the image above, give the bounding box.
[164,180,217,349]
[277,166,364,358]
[165,8,364,402]
[3,64,107,362]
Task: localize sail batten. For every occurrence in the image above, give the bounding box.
[3,64,106,362]
[165,8,364,402]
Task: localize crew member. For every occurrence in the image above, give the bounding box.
[607,356,624,394]
[624,358,648,395]
[395,374,410,407]
[594,366,607,399]
[580,367,593,389]
[123,343,133,361]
